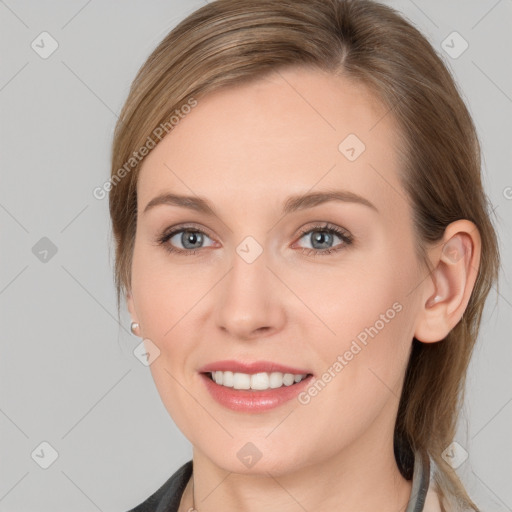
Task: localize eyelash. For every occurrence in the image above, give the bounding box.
[295,223,353,257]
[155,222,353,257]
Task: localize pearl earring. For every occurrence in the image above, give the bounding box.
[130,321,139,335]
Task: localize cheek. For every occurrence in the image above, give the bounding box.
[304,239,418,395]
[289,272,414,455]
[131,244,210,339]
[130,246,211,417]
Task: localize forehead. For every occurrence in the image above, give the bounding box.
[137,66,405,218]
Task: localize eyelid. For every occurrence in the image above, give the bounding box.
[156,221,353,255]
[296,222,352,240]
[292,222,353,255]
[159,222,215,241]
[154,223,217,253]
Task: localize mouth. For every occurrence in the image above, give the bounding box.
[198,370,315,412]
[202,370,313,391]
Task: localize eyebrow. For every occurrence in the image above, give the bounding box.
[142,189,378,216]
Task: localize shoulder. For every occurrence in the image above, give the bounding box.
[126,460,193,512]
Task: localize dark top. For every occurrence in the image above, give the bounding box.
[127,460,193,512]
[126,451,430,512]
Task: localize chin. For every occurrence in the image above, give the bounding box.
[200,444,310,477]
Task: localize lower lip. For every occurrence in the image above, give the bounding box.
[199,372,314,412]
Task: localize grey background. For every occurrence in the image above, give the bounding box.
[0,1,511,511]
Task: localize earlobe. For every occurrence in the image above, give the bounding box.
[414,221,481,343]
[126,291,141,336]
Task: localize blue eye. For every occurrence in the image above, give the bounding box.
[295,223,353,257]
[156,222,353,256]
[157,226,216,255]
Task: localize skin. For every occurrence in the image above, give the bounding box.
[126,66,481,512]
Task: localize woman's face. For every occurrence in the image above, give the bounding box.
[127,66,428,475]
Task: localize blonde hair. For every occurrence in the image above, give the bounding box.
[109,1,501,509]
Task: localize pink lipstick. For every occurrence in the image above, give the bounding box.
[198,360,314,413]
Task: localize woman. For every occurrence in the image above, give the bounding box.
[109,0,500,510]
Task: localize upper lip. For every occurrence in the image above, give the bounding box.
[198,360,313,375]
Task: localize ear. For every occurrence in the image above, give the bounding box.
[414,220,481,343]
[126,290,141,337]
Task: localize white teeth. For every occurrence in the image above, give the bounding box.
[210,371,308,390]
[222,371,233,387]
[282,373,295,386]
[233,372,251,389]
[251,372,269,390]
[269,372,284,389]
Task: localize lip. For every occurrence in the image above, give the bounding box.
[199,372,314,413]
[197,360,314,413]
[198,360,312,375]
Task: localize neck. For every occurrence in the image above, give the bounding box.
[180,438,412,512]
[178,388,413,512]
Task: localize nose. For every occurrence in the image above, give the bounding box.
[214,246,287,340]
